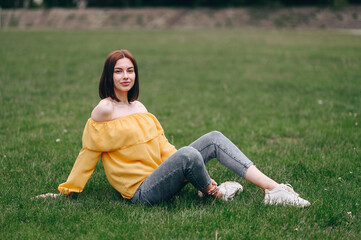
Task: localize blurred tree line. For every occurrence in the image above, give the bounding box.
[0,0,358,8]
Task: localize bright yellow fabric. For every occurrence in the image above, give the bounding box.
[58,112,177,199]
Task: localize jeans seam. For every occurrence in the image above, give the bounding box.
[140,164,210,198]
[140,168,179,195]
[187,168,211,190]
[199,142,250,170]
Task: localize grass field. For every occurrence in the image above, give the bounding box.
[0,28,360,239]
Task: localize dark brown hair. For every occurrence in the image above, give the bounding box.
[99,49,139,102]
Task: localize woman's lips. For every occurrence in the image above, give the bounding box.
[121,82,130,86]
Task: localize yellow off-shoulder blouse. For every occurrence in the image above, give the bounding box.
[58,112,177,199]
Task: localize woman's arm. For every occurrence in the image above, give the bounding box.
[34,148,101,199]
[58,148,102,196]
[91,99,114,122]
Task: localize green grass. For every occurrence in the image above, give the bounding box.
[0,28,360,239]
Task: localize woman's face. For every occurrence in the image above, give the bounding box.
[113,57,136,94]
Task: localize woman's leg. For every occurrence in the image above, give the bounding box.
[190,131,277,190]
[245,165,278,190]
[190,131,310,206]
[131,146,213,205]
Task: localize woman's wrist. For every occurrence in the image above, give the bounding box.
[207,179,219,195]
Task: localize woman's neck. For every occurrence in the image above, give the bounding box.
[114,90,129,104]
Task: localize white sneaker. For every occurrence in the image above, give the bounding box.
[218,181,243,201]
[264,184,310,207]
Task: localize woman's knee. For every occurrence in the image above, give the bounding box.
[178,146,202,160]
[177,146,204,166]
[209,130,224,137]
[206,130,225,142]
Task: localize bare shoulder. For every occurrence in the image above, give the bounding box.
[91,98,114,122]
[133,101,148,113]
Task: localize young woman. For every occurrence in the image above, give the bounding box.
[38,49,310,207]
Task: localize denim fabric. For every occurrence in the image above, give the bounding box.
[130,131,253,205]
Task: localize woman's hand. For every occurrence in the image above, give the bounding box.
[207,179,219,196]
[211,179,218,186]
[198,179,219,198]
[34,193,61,199]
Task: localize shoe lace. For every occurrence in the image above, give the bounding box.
[282,183,299,197]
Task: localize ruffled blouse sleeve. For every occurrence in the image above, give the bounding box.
[149,114,177,162]
[58,147,101,196]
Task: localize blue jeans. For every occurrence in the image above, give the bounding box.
[130,131,254,205]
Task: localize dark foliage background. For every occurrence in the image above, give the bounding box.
[1,0,359,8]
